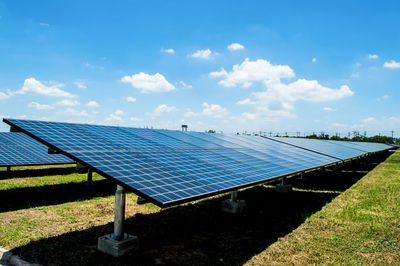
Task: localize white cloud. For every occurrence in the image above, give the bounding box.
[212,58,353,120]
[64,108,89,116]
[323,107,336,111]
[86,101,99,107]
[105,109,125,123]
[227,43,244,51]
[383,60,400,69]
[241,112,257,120]
[54,99,79,106]
[191,49,213,59]
[39,22,50,27]
[126,97,136,102]
[161,48,175,54]
[312,57,317,63]
[28,102,54,110]
[105,113,124,123]
[130,116,143,122]
[377,95,389,101]
[368,54,379,59]
[84,62,104,70]
[149,104,178,117]
[356,63,362,67]
[184,109,198,118]
[251,79,353,103]
[17,78,77,98]
[202,102,228,118]
[178,81,192,89]
[236,98,254,105]
[75,81,87,89]
[210,58,295,88]
[115,109,124,115]
[121,72,176,93]
[0,90,13,100]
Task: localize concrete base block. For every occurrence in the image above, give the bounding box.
[275,183,292,193]
[98,233,139,257]
[221,199,246,214]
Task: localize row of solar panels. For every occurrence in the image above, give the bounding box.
[2,118,393,208]
[0,132,73,167]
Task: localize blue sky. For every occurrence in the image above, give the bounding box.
[0,0,399,136]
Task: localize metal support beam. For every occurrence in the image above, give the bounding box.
[98,184,138,257]
[6,166,11,173]
[113,185,125,241]
[87,169,93,185]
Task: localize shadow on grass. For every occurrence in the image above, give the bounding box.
[9,153,390,266]
[0,179,115,213]
[0,166,76,180]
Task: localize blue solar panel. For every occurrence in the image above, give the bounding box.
[325,140,393,153]
[264,137,366,160]
[5,118,386,207]
[0,132,74,167]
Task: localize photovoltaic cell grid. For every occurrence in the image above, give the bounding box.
[0,132,74,167]
[265,137,393,159]
[2,119,390,207]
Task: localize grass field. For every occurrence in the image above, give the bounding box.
[0,151,398,265]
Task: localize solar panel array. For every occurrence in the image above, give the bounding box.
[2,119,392,207]
[0,132,74,167]
[264,136,393,159]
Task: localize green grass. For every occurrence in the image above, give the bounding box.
[246,152,400,265]
[0,153,398,265]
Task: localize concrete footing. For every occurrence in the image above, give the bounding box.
[275,183,292,193]
[221,199,246,214]
[98,233,139,257]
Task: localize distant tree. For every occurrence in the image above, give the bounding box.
[206,130,216,133]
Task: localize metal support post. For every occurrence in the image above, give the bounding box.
[97,184,138,257]
[6,166,11,173]
[230,190,238,202]
[87,169,93,185]
[297,171,304,180]
[221,190,246,213]
[275,176,292,192]
[113,185,125,241]
[333,162,339,172]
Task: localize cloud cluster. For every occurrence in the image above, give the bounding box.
[150,104,178,117]
[17,78,76,98]
[191,49,214,60]
[210,58,295,88]
[202,102,228,118]
[227,43,244,51]
[211,58,354,119]
[161,48,175,54]
[383,60,400,69]
[121,72,175,93]
[28,102,53,110]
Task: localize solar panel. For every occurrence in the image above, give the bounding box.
[4,118,387,207]
[264,136,367,160]
[325,140,393,153]
[0,132,74,167]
